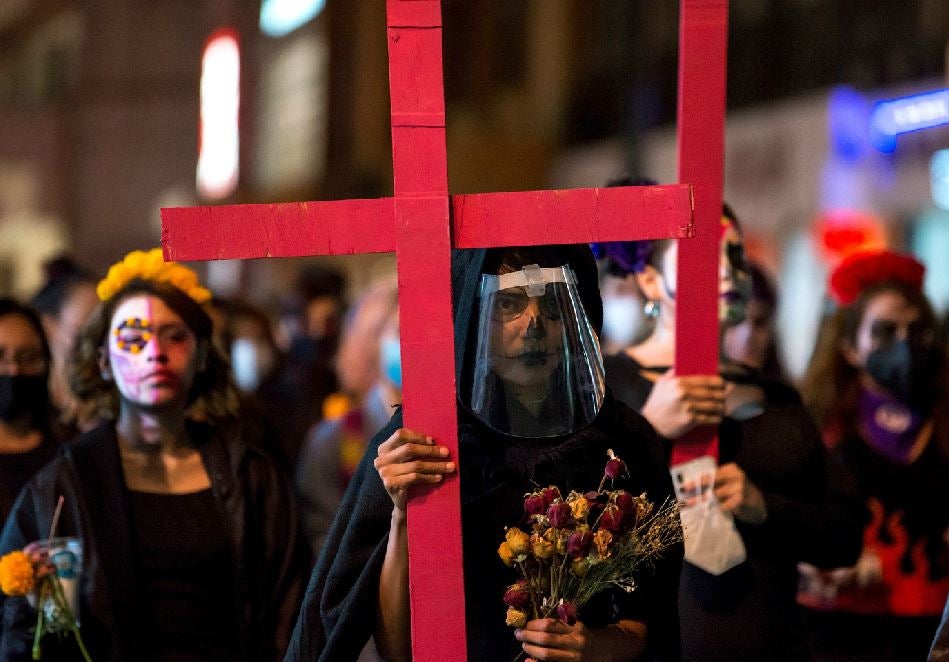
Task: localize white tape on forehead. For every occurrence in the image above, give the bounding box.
[480,264,574,297]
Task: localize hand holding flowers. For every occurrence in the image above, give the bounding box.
[499,450,682,661]
[0,498,93,662]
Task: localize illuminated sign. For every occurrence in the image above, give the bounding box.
[870,88,949,153]
[196,29,240,201]
[260,0,326,38]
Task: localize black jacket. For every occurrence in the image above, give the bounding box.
[0,421,309,662]
[286,246,683,661]
[605,352,864,662]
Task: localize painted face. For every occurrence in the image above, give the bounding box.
[852,291,930,362]
[722,299,773,369]
[489,286,565,390]
[719,218,750,325]
[107,295,199,410]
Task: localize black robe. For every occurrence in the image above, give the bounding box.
[0,420,309,662]
[604,352,865,662]
[286,246,684,661]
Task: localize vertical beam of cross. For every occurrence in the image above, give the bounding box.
[672,0,729,465]
[386,2,467,659]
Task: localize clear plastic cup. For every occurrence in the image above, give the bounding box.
[33,537,82,627]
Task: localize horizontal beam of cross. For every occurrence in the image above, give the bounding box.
[160,184,692,262]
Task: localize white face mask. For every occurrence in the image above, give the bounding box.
[601,296,643,348]
[230,338,274,392]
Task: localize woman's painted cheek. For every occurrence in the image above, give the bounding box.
[110,349,147,400]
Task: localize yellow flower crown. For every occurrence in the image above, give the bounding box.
[96,248,212,304]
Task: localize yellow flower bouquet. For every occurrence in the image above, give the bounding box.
[0,510,93,662]
[498,450,681,644]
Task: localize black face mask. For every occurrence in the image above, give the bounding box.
[865,340,939,405]
[0,374,49,423]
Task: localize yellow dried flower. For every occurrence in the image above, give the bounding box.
[498,542,515,567]
[569,496,590,521]
[505,528,530,558]
[544,527,568,555]
[0,551,35,596]
[505,607,528,628]
[531,534,554,561]
[594,529,613,559]
[96,248,212,305]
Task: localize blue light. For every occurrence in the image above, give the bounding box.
[260,0,326,38]
[828,86,870,163]
[870,88,949,153]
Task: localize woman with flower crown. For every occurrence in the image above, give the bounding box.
[0,249,309,661]
[286,245,684,662]
[799,250,949,661]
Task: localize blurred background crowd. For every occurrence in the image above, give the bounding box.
[0,1,948,660]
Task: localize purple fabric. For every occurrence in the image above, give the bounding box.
[857,388,927,465]
[590,241,654,274]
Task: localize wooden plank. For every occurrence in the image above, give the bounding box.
[160,198,397,261]
[672,0,729,465]
[452,184,693,248]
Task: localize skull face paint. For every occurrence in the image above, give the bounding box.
[107,295,199,409]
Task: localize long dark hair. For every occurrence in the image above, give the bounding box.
[801,280,948,446]
[71,279,239,424]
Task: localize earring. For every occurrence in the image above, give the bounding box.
[644,300,660,319]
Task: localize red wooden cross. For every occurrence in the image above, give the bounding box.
[161,1,727,659]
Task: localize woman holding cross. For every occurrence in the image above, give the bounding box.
[287,245,684,661]
[595,205,864,661]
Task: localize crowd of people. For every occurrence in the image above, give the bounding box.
[0,188,946,661]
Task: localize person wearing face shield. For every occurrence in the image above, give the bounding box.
[800,250,949,662]
[286,245,684,662]
[594,205,863,662]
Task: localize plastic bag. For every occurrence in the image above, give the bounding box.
[671,456,746,576]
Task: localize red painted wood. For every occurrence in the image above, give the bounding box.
[386,3,465,659]
[452,185,693,249]
[160,199,397,261]
[672,0,729,465]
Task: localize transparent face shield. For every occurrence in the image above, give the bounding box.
[467,264,606,438]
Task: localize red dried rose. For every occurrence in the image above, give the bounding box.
[598,505,624,532]
[604,449,627,480]
[503,579,530,609]
[547,502,572,529]
[566,530,593,558]
[556,601,577,626]
[540,486,562,507]
[524,493,547,516]
[613,490,635,515]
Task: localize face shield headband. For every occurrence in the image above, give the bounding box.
[467,264,606,438]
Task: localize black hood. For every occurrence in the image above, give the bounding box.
[451,245,603,406]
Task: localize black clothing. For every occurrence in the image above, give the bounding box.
[605,352,864,662]
[129,489,241,662]
[0,431,57,525]
[0,421,309,662]
[286,246,682,662]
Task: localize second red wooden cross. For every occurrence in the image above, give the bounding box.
[161,1,728,659]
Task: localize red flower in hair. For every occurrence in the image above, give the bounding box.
[828,250,925,306]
